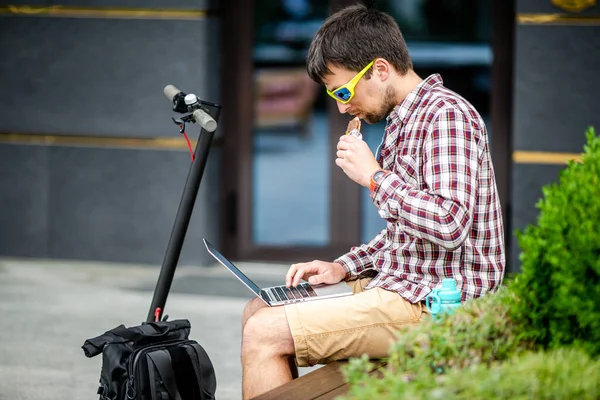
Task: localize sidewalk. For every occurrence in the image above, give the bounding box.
[0,258,318,400]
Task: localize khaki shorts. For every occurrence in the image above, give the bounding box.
[284,278,429,367]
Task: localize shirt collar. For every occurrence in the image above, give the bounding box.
[387,74,444,125]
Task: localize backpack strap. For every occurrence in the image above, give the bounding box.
[184,343,217,399]
[183,345,205,390]
[147,358,167,400]
[147,350,183,400]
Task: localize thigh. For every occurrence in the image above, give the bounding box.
[284,283,425,367]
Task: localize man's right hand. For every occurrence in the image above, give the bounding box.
[285,260,347,287]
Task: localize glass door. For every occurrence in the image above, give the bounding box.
[221,0,361,262]
[252,0,331,247]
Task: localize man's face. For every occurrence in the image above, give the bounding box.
[323,63,397,124]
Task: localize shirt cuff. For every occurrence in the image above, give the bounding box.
[370,172,408,208]
[334,253,362,281]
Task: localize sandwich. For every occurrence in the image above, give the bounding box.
[346,116,362,139]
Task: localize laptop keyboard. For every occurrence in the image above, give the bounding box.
[267,282,317,302]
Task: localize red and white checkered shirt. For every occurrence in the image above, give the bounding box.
[335,74,505,303]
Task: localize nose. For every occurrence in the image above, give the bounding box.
[337,101,351,114]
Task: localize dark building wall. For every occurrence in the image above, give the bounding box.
[3,1,599,269]
[0,2,222,265]
[511,0,600,269]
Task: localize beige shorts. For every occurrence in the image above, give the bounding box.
[284,278,429,367]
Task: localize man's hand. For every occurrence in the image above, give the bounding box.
[336,135,381,187]
[285,260,347,287]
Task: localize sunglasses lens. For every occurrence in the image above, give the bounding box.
[335,88,352,101]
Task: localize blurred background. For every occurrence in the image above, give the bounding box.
[1,0,599,273]
[1,1,599,399]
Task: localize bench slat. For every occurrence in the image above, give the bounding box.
[314,385,348,400]
[317,361,388,398]
[315,362,387,399]
[252,361,347,400]
[252,360,387,400]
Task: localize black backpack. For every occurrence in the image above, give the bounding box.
[82,319,216,400]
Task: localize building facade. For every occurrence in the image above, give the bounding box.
[0,0,598,272]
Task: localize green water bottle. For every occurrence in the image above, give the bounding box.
[425,278,462,320]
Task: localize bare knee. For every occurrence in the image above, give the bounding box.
[242,308,294,361]
[242,297,267,328]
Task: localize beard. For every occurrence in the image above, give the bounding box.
[362,86,398,124]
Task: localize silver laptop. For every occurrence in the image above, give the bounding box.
[203,239,354,307]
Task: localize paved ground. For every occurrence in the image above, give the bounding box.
[0,258,320,400]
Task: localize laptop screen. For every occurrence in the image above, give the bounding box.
[203,239,262,296]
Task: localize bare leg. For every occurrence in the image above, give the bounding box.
[241,305,296,399]
[241,297,268,331]
[242,298,298,380]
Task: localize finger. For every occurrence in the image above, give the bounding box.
[293,262,321,286]
[337,140,350,151]
[286,264,298,287]
[340,142,360,154]
[292,267,306,287]
[336,150,347,159]
[340,135,359,143]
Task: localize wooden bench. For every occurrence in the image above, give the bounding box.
[252,360,387,400]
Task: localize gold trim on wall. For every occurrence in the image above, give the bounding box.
[517,13,600,25]
[552,0,597,13]
[0,5,210,20]
[513,151,582,164]
[0,133,197,150]
[0,133,580,164]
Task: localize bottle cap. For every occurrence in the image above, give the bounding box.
[437,278,461,303]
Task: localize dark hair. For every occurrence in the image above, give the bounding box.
[306,3,413,84]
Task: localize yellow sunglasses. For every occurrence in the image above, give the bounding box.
[326,60,375,104]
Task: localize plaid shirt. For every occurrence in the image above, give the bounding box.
[335,74,505,303]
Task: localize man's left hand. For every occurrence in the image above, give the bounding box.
[336,135,381,187]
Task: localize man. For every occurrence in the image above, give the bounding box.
[240,4,505,399]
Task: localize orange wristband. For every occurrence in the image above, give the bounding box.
[369,169,386,193]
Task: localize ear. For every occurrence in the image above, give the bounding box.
[372,58,391,82]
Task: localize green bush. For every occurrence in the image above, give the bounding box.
[510,126,600,356]
[341,288,534,398]
[344,348,600,400]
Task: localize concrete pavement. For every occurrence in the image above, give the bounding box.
[0,258,319,400]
